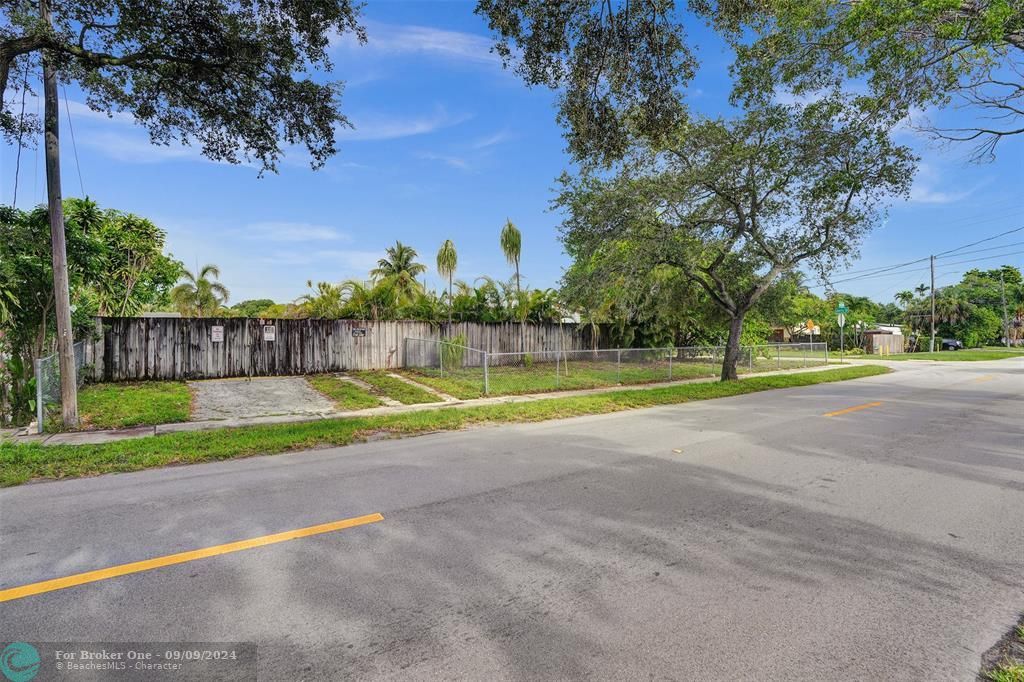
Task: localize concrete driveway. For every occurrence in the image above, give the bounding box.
[1,358,1022,679]
[189,376,335,420]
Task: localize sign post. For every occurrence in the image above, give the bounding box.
[836,302,849,363]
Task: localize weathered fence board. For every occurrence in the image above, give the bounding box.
[85,318,605,381]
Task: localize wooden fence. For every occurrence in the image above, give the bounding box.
[83,317,604,381]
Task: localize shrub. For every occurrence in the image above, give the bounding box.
[441,333,467,369]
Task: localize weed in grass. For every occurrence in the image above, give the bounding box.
[0,365,888,487]
[353,371,442,404]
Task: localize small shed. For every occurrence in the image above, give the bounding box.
[864,329,904,355]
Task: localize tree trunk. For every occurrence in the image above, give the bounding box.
[721,314,745,382]
[40,4,79,428]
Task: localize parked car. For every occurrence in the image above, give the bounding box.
[941,338,964,351]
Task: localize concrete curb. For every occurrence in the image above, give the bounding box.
[18,362,865,447]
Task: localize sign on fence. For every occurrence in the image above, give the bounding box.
[211,325,224,343]
[263,325,276,342]
[351,328,367,337]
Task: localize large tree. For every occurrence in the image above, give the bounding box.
[558,100,915,380]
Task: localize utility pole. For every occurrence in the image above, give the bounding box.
[929,255,936,353]
[1000,271,1010,349]
[41,0,79,428]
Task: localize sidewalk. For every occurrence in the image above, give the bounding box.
[19,363,856,447]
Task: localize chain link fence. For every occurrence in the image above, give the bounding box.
[35,341,86,433]
[401,340,828,399]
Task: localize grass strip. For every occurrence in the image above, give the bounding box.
[78,381,192,430]
[354,371,443,404]
[886,350,1023,361]
[306,375,382,410]
[0,365,888,487]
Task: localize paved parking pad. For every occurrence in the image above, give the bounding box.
[189,376,335,421]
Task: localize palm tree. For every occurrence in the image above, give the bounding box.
[500,219,523,349]
[436,239,457,334]
[340,279,398,321]
[297,280,344,318]
[170,264,229,317]
[371,241,426,304]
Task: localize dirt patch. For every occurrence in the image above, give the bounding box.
[188,376,336,421]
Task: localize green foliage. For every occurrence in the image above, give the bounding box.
[231,299,276,318]
[558,100,914,378]
[0,0,365,172]
[476,0,692,164]
[721,0,1024,160]
[170,264,230,317]
[441,334,468,369]
[371,241,426,305]
[0,201,173,424]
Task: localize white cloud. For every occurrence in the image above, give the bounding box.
[906,161,976,204]
[261,249,382,271]
[335,22,501,66]
[339,106,471,142]
[240,222,351,242]
[417,152,471,170]
[472,130,512,149]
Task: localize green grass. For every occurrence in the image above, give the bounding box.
[987,664,1024,682]
[402,354,831,399]
[353,371,443,404]
[886,350,1023,361]
[306,375,382,410]
[0,365,888,487]
[78,381,192,429]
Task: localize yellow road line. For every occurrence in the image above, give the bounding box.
[823,401,883,418]
[0,512,383,603]
[973,375,996,383]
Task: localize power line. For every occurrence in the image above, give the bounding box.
[61,84,85,198]
[935,225,1024,257]
[12,64,29,207]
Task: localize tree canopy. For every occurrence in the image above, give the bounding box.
[1,0,365,171]
[718,0,1024,160]
[558,100,915,378]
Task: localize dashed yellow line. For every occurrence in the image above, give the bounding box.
[972,375,996,384]
[0,512,383,603]
[823,401,883,418]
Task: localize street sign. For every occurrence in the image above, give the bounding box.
[837,313,846,328]
[836,302,849,315]
[806,319,815,331]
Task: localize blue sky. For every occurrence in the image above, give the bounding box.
[2,2,1022,307]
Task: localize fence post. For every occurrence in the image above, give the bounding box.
[35,358,43,434]
[824,342,829,365]
[803,344,807,367]
[667,348,673,381]
[616,348,621,383]
[749,347,753,372]
[483,351,489,395]
[439,341,444,378]
[776,344,781,370]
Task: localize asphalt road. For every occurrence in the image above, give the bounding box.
[1,358,1022,680]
